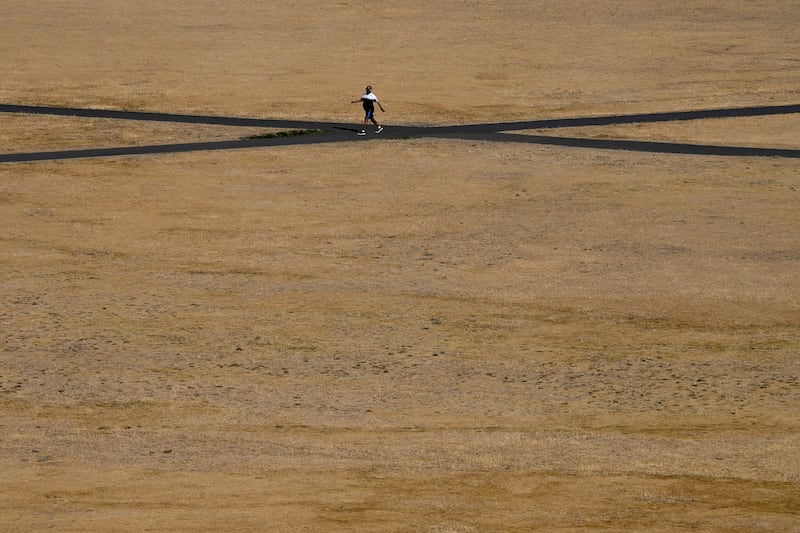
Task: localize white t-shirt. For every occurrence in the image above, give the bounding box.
[361,92,379,111]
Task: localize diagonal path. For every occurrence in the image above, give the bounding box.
[448,132,800,159]
[1,103,799,162]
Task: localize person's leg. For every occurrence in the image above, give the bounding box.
[362,110,372,132]
[358,111,368,134]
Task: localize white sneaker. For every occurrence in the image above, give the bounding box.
[375,126,384,134]
[357,130,366,136]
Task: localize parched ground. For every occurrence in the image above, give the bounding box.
[1,1,798,531]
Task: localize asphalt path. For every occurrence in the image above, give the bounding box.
[1,102,798,163]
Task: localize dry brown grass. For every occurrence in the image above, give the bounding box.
[1,1,799,531]
[0,114,268,153]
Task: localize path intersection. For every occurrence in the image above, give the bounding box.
[1,102,798,163]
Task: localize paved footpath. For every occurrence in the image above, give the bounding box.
[1,103,798,163]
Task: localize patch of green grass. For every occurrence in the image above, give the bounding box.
[243,129,324,140]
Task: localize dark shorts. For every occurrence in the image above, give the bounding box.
[364,109,374,120]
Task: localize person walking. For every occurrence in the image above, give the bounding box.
[351,85,385,135]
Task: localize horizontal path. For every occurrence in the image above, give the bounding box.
[435,103,800,133]
[1,103,798,162]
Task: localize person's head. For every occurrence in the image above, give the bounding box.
[365,85,372,94]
